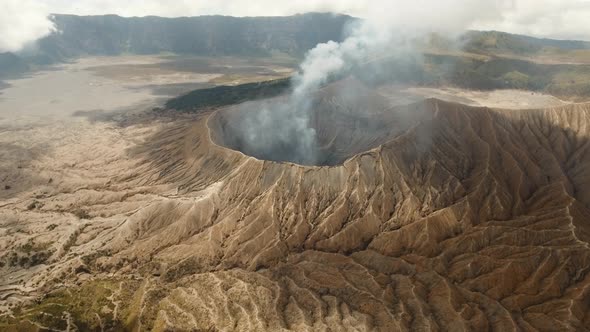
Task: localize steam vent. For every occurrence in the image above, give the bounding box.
[210,80,428,166]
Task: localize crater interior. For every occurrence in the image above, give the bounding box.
[210,80,428,166]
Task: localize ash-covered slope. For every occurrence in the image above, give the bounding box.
[3,76,590,330]
[85,97,590,330]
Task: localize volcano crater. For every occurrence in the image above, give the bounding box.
[209,84,430,166]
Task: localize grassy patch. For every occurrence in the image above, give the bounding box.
[0,240,54,268]
[501,71,530,89]
[0,279,143,331]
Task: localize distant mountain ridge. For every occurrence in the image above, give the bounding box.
[462,30,590,55]
[0,13,353,78]
[2,13,590,80]
[46,13,352,57]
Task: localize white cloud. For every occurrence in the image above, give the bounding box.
[0,0,55,52]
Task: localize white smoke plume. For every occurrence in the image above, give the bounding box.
[294,0,512,94]
[0,0,55,53]
[233,0,513,165]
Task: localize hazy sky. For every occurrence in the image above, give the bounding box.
[2,0,590,52]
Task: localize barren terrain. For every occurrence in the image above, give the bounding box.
[0,55,294,311]
[1,54,590,331]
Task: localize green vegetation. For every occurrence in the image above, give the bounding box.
[0,241,53,268]
[81,249,111,268]
[72,208,91,219]
[500,71,530,89]
[546,69,590,96]
[357,53,590,100]
[0,279,144,331]
[165,77,291,111]
[462,30,590,57]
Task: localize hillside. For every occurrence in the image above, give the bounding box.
[463,30,590,54]
[4,14,590,81]
[0,13,353,79]
[359,53,590,100]
[462,30,590,58]
[3,89,590,330]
